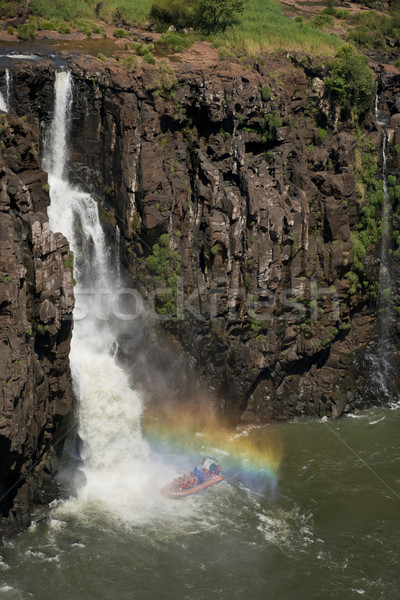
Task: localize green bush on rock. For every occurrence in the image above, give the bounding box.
[146,234,182,320]
[325,46,375,118]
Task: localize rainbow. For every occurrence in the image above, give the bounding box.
[142,403,283,492]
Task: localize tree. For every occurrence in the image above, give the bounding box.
[324,45,375,118]
[195,0,246,32]
[150,0,246,33]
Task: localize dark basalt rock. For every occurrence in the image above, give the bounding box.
[58,54,390,422]
[2,52,399,437]
[0,113,74,532]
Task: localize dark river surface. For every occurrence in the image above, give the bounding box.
[1,406,399,600]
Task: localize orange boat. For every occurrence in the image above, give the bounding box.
[161,457,223,499]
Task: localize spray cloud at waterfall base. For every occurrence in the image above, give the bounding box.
[44,69,282,523]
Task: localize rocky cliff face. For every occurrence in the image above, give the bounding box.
[4,51,397,425]
[0,112,74,530]
[62,53,385,421]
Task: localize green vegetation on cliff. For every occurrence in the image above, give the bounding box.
[146,233,182,320]
[325,46,375,118]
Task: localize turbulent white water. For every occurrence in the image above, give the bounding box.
[46,70,160,520]
[0,68,10,112]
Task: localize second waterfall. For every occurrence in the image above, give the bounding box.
[45,69,161,518]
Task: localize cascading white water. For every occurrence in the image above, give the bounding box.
[371,93,394,401]
[115,224,121,280]
[378,131,391,322]
[0,68,10,112]
[374,96,391,327]
[5,69,10,110]
[46,70,166,519]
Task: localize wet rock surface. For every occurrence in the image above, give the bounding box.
[0,113,74,531]
[63,54,387,421]
[2,52,397,430]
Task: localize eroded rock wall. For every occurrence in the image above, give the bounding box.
[0,113,74,530]
[59,55,383,420]
[3,53,391,424]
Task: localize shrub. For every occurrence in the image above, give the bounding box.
[7,26,14,35]
[146,233,182,320]
[317,127,327,142]
[218,47,235,60]
[322,7,337,16]
[260,110,282,142]
[150,0,195,30]
[143,52,156,65]
[325,46,375,117]
[310,14,334,28]
[63,252,74,269]
[157,31,193,52]
[261,85,271,101]
[132,42,155,56]
[113,28,127,38]
[57,23,70,34]
[122,55,138,69]
[335,8,349,19]
[17,23,36,41]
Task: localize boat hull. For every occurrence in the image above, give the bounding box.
[161,475,224,499]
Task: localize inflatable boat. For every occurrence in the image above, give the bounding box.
[161,457,223,499]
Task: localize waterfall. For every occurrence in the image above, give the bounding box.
[0,68,10,112]
[378,131,391,330]
[46,70,154,516]
[374,94,391,333]
[115,224,121,280]
[371,93,394,401]
[44,71,73,179]
[5,69,10,110]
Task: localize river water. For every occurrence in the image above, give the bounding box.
[0,407,400,599]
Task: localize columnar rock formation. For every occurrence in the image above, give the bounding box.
[2,53,399,450]
[63,54,386,420]
[0,112,74,529]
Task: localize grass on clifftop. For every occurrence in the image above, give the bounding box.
[0,0,342,56]
[4,0,152,23]
[214,0,343,56]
